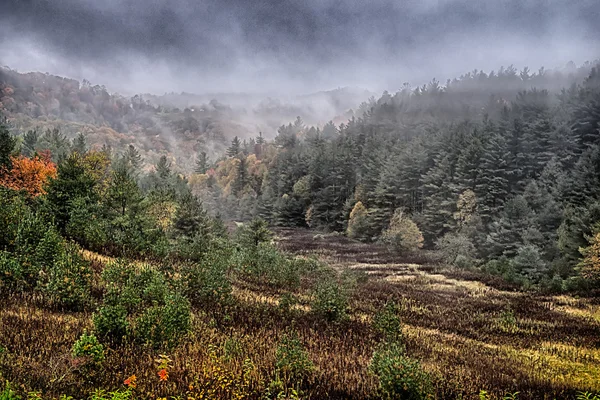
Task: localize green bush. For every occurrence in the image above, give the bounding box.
[44,243,92,310]
[311,279,348,322]
[235,218,273,248]
[13,212,59,289]
[235,243,302,290]
[278,292,298,314]
[373,302,403,342]
[72,331,105,364]
[275,332,314,385]
[135,292,191,349]
[510,244,549,283]
[0,381,20,400]
[577,392,600,400]
[369,342,433,400]
[96,261,192,348]
[0,188,28,249]
[0,251,24,291]
[93,304,129,342]
[181,260,232,312]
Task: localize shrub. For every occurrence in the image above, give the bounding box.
[0,381,20,400]
[235,243,301,290]
[0,188,27,249]
[275,332,314,385]
[13,212,57,289]
[72,332,105,365]
[369,342,433,400]
[373,302,403,342]
[577,392,600,400]
[235,217,273,248]
[312,279,348,322]
[135,292,191,349]
[44,243,92,310]
[181,248,233,313]
[93,304,129,342]
[278,292,298,314]
[381,209,424,252]
[0,251,24,291]
[97,260,193,348]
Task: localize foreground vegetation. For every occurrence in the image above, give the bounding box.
[1,225,600,399]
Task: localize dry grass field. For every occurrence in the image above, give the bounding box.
[1,228,599,399]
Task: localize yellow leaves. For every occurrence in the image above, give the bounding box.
[579,231,600,280]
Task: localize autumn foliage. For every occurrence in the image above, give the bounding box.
[579,230,600,281]
[0,152,57,196]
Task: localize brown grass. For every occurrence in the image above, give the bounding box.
[0,228,599,399]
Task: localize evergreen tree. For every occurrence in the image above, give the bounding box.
[227,136,241,157]
[40,128,70,162]
[72,132,87,155]
[172,191,211,240]
[21,130,38,158]
[476,128,510,221]
[45,153,97,232]
[256,132,265,145]
[124,144,143,172]
[195,151,209,174]
[232,156,247,197]
[105,162,143,217]
[0,122,15,169]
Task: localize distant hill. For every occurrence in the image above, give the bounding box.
[0,66,372,171]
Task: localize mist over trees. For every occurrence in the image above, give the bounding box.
[181,61,600,290]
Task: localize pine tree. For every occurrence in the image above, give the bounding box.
[0,122,16,168]
[485,195,535,258]
[40,128,69,162]
[124,144,143,172]
[45,153,97,232]
[105,162,143,217]
[232,156,247,197]
[22,130,38,157]
[573,66,600,148]
[227,136,241,157]
[172,191,211,240]
[476,129,510,221]
[148,155,177,201]
[195,151,208,174]
[256,132,265,145]
[72,132,87,155]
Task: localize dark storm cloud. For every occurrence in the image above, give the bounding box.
[1,0,599,94]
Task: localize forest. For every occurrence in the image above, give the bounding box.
[1,60,600,400]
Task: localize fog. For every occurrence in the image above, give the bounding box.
[1,0,599,97]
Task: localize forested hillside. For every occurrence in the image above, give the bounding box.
[190,61,600,291]
[0,67,363,172]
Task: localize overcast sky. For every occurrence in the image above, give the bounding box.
[1,0,599,95]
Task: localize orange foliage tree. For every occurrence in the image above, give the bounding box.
[0,152,57,196]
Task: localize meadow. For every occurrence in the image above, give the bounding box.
[1,227,599,400]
